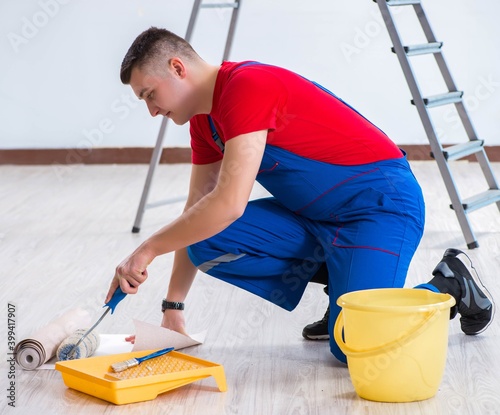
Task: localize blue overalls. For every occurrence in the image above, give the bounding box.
[187,64,426,362]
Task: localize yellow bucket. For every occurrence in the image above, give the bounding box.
[334,288,455,402]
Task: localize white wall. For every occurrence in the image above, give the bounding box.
[1,0,499,149]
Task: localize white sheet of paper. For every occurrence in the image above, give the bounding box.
[131,319,206,351]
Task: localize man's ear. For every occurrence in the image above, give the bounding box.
[169,57,186,79]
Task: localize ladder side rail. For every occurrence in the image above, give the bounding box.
[375,1,442,157]
[474,149,500,192]
[413,3,500,193]
[376,0,478,247]
[131,118,170,232]
[222,0,242,61]
[131,0,204,232]
[452,100,482,142]
[412,3,455,88]
[413,3,481,142]
[185,0,203,42]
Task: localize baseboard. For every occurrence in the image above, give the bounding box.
[1,145,500,165]
[0,147,192,165]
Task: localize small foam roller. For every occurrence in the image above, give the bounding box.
[56,329,100,361]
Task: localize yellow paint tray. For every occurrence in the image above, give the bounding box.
[55,350,226,405]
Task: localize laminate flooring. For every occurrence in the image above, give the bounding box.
[1,161,499,415]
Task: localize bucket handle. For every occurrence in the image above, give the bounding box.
[333,308,440,358]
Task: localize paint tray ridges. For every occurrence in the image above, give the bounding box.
[108,354,205,380]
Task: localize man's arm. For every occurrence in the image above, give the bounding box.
[106,129,267,301]
[160,161,221,334]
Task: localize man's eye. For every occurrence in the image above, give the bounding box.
[147,92,154,100]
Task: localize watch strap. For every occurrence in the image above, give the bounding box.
[162,300,184,312]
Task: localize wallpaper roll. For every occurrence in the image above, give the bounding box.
[14,308,91,370]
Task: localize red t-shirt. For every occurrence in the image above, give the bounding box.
[190,61,402,165]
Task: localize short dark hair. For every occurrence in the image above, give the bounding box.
[120,27,198,84]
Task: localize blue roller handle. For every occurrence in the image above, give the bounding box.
[104,286,127,314]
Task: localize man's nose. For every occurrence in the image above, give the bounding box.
[147,101,160,117]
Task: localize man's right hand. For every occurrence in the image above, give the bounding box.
[161,309,188,336]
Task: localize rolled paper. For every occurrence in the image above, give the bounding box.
[14,308,91,370]
[56,328,100,361]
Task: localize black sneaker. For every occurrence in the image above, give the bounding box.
[432,248,495,335]
[302,305,330,340]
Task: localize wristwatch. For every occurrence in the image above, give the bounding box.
[162,299,185,312]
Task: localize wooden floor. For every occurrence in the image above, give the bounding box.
[1,160,500,415]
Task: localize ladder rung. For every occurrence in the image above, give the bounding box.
[391,42,443,56]
[385,0,421,6]
[450,190,500,213]
[411,91,463,108]
[438,140,485,161]
[201,2,238,8]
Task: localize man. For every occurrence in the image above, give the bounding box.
[106,27,493,362]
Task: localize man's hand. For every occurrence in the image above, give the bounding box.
[105,246,155,303]
[161,309,188,335]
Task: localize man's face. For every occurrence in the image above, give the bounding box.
[129,60,195,125]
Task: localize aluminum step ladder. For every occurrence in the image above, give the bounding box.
[373,0,500,248]
[132,0,242,233]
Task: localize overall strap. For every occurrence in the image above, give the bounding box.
[208,115,225,153]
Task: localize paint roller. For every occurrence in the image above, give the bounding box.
[56,328,100,361]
